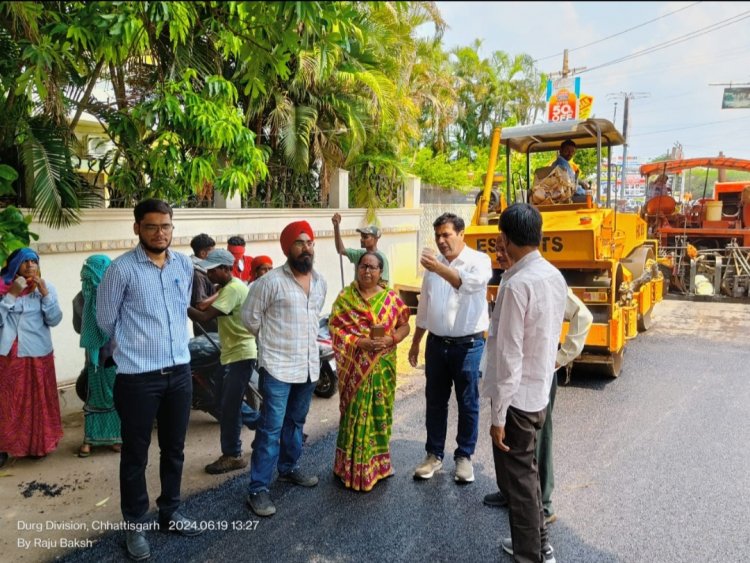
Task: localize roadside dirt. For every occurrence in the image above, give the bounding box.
[0,326,425,562]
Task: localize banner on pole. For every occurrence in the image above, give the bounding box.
[546,77,580,122]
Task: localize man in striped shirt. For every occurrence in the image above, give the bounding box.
[97,199,202,561]
[241,221,327,518]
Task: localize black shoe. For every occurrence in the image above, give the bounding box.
[278,468,319,487]
[246,491,276,517]
[483,490,508,508]
[159,511,203,537]
[125,530,150,561]
[0,452,8,469]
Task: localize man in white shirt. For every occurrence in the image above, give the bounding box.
[408,213,492,484]
[483,231,593,532]
[483,203,567,563]
[241,221,327,518]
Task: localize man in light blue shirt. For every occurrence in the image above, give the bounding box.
[97,199,201,561]
[551,139,586,197]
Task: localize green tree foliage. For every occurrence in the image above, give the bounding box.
[0,205,38,265]
[0,0,551,225]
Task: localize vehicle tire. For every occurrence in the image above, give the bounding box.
[75,368,88,402]
[314,361,337,398]
[637,309,653,332]
[658,263,673,297]
[474,189,500,210]
[607,349,624,378]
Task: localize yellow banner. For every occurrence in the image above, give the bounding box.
[579,94,594,119]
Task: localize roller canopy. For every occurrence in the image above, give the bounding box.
[500,118,625,153]
[640,157,750,177]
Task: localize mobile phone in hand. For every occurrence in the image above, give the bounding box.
[371,325,385,339]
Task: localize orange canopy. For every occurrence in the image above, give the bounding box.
[640,157,750,177]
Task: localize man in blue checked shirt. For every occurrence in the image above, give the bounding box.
[97,199,202,561]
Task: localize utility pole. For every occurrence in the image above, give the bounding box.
[607,91,649,205]
[548,49,587,81]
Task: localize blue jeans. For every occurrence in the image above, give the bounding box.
[247,368,316,493]
[220,359,259,457]
[424,334,484,460]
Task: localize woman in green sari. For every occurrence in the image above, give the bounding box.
[329,251,410,491]
[77,255,121,457]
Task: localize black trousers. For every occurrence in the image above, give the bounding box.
[493,405,548,563]
[113,365,192,523]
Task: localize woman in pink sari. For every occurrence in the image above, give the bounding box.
[329,252,410,491]
[0,248,63,467]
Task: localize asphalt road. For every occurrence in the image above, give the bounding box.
[57,300,750,563]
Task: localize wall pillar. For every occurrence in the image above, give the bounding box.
[214,190,242,209]
[329,168,349,209]
[404,175,421,209]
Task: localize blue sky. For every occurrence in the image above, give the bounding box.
[429,1,750,163]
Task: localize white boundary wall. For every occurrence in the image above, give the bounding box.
[28,207,420,385]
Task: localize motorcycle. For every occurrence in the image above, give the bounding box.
[76,318,337,409]
[189,327,262,420]
[314,316,338,398]
[75,329,262,422]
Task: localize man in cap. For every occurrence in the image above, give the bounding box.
[241,221,327,517]
[331,213,390,285]
[187,248,260,475]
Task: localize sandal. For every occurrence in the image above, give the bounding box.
[78,444,91,458]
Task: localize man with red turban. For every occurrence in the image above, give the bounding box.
[241,220,327,517]
[250,256,274,281]
[278,221,315,257]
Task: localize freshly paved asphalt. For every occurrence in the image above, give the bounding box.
[58,301,750,563]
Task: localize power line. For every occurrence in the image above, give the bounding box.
[534,1,702,62]
[582,42,750,85]
[579,10,750,74]
[630,115,750,137]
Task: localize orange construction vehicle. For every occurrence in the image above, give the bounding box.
[640,157,750,297]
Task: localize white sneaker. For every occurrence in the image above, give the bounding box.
[454,456,475,483]
[413,453,442,479]
[501,537,513,556]
[501,538,556,563]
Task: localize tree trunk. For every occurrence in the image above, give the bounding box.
[70,59,105,131]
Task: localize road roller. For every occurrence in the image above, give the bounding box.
[464,118,664,377]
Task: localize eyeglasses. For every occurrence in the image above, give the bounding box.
[358,264,381,272]
[292,240,315,249]
[141,223,174,234]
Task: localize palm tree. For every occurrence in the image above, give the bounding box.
[0,2,96,227]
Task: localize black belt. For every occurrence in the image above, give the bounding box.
[428,332,484,345]
[139,364,189,376]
